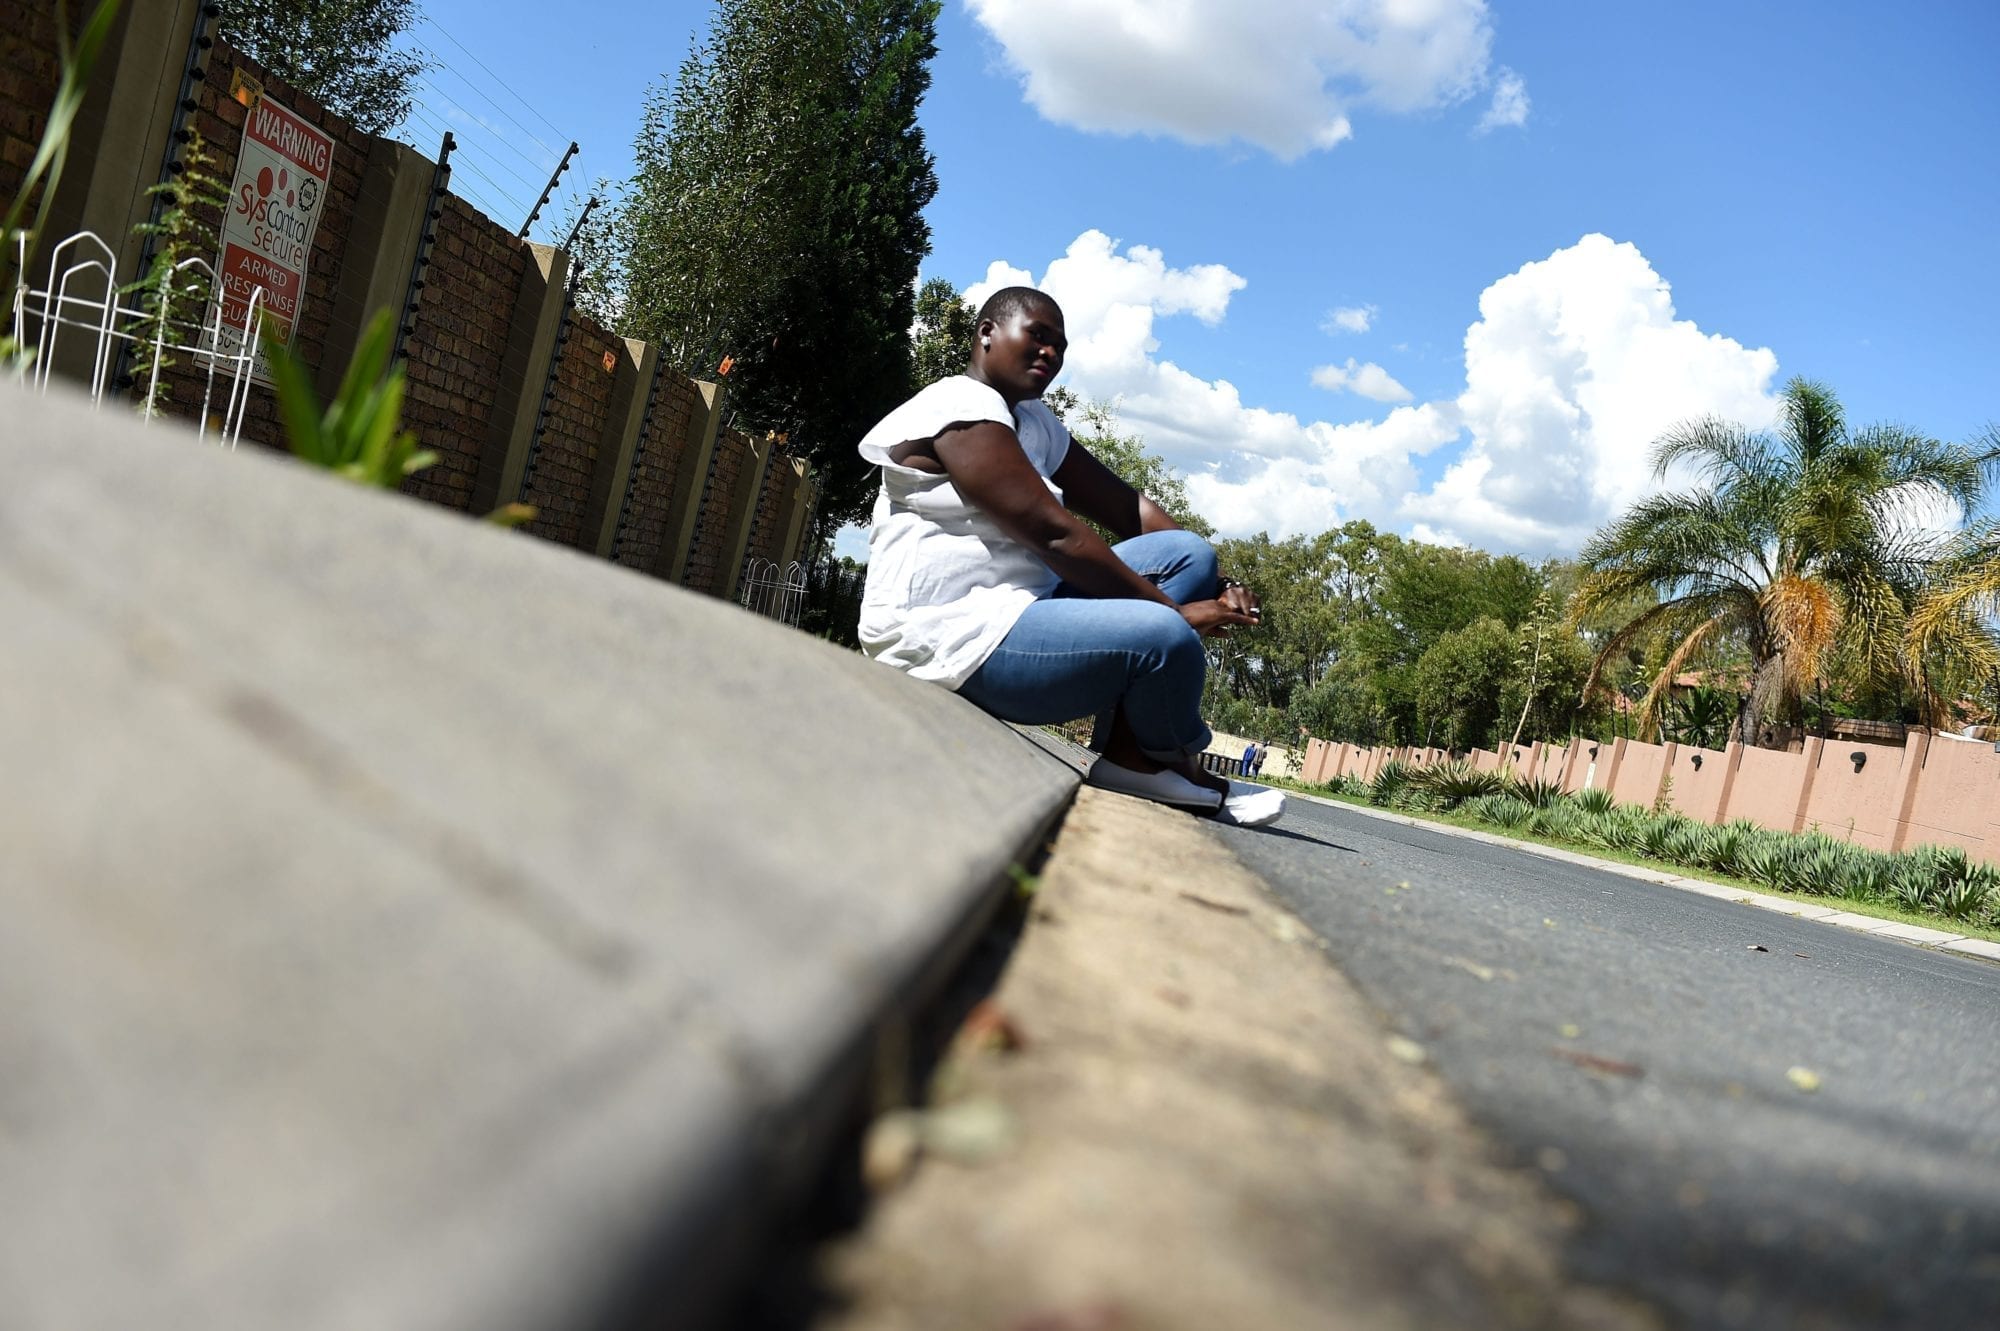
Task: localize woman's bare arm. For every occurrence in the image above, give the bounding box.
[1050,441,1182,542]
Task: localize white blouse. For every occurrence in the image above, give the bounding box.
[856,376,1072,688]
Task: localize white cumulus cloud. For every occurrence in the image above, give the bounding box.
[1476,66,1530,132]
[961,231,1781,554]
[966,0,1515,159]
[1324,303,1377,334]
[1403,234,1781,552]
[1312,357,1413,403]
[965,232,1456,537]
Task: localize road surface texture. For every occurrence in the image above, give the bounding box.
[1214,795,2000,1330]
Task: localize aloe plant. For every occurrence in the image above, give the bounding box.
[264,308,438,488]
[1574,787,1616,817]
[1508,775,1566,808]
[1369,761,1412,808]
[1412,760,1505,809]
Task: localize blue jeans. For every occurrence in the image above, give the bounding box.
[957,530,1218,762]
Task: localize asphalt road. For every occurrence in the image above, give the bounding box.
[1213,794,2000,1331]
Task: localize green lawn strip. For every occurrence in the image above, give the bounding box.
[1258,775,2000,946]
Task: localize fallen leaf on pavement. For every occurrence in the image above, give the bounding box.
[1553,1047,1645,1078]
[1442,955,1497,982]
[1386,1035,1427,1065]
[1747,944,1769,952]
[956,998,1028,1053]
[1795,953,1811,959]
[1559,1023,1582,1040]
[1787,1066,1823,1093]
[1178,891,1249,916]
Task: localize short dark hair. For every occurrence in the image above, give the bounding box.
[975,285,1061,328]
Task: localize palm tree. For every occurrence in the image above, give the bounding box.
[1905,433,2000,721]
[1570,379,1994,745]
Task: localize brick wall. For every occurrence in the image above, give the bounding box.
[14,11,811,604]
[746,450,790,565]
[0,0,79,225]
[402,195,527,513]
[608,368,697,573]
[684,430,749,595]
[516,315,619,546]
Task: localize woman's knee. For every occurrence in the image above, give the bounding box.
[1139,530,1219,603]
[1131,602,1204,666]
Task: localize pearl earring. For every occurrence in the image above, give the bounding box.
[982,340,990,350]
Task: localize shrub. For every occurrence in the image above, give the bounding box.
[1573,787,1616,817]
[1369,761,1412,808]
[1935,871,1991,922]
[1508,776,1566,808]
[1701,823,1745,875]
[1530,804,1584,841]
[1640,813,1689,861]
[1739,836,1788,891]
[1470,795,1535,830]
[1838,851,1894,903]
[1664,822,1711,866]
[1890,850,1941,913]
[1412,761,1505,809]
[1792,836,1850,897]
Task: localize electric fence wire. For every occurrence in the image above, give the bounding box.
[396,67,578,241]
[415,15,589,238]
[394,96,536,221]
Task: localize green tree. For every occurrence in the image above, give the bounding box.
[615,0,941,530]
[216,0,429,134]
[1413,617,1516,750]
[1571,378,1993,743]
[911,275,975,386]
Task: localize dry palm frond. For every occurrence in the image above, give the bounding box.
[1763,573,1841,687]
[1632,619,1721,741]
[1574,592,1735,704]
[1906,536,2000,723]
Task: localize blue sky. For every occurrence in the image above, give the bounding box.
[403,1,1999,558]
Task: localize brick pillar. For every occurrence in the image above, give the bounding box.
[656,379,726,585]
[1712,740,1748,826]
[316,136,432,402]
[581,338,658,558]
[471,242,568,514]
[1653,743,1680,812]
[759,457,806,569]
[1888,728,1933,852]
[1600,737,1628,795]
[715,431,774,603]
[1790,736,1825,833]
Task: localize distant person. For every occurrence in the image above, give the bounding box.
[1241,740,1259,777]
[855,286,1283,827]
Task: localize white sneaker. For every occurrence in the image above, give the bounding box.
[1215,781,1286,828]
[1084,758,1224,810]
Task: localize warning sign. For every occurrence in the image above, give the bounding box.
[208,91,334,382]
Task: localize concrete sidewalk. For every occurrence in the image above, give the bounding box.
[0,383,1079,1329]
[815,787,1661,1331]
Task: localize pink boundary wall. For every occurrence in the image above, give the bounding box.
[1664,742,1731,824]
[1288,728,2000,866]
[1900,733,2000,857]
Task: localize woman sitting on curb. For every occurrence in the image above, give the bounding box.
[856,285,1285,827]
